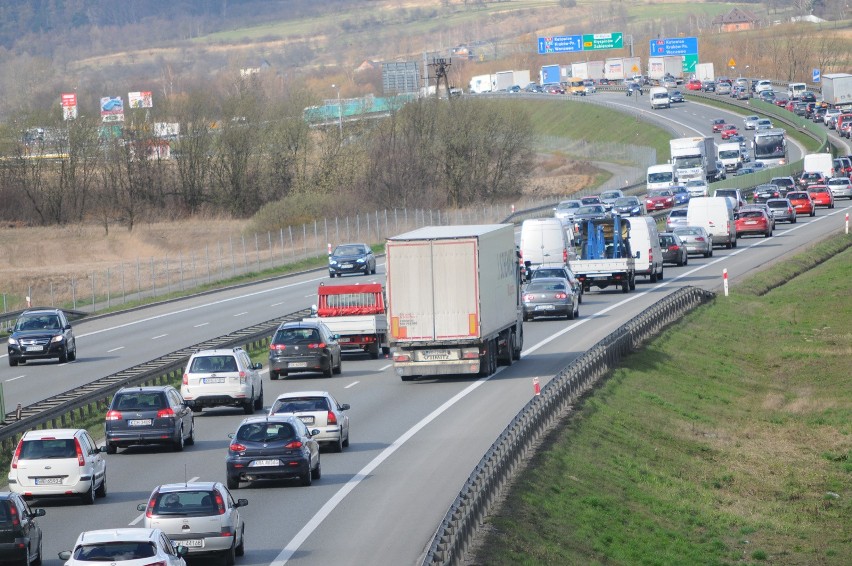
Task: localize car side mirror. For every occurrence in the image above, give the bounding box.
[228,432,235,439]
[175,545,189,557]
[310,304,318,317]
[310,428,321,437]
[253,362,262,370]
[339,403,350,411]
[333,334,340,340]
[137,503,147,512]
[98,446,108,453]
[236,498,249,508]
[64,324,72,330]
[31,508,46,517]
[58,551,72,560]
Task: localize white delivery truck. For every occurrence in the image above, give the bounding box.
[650,86,670,109]
[647,163,677,191]
[820,73,852,106]
[648,56,683,82]
[670,137,716,182]
[695,62,715,83]
[512,69,531,89]
[717,142,743,173]
[495,70,515,91]
[519,218,573,268]
[687,197,738,249]
[604,58,625,82]
[803,153,834,178]
[386,225,523,380]
[469,74,496,94]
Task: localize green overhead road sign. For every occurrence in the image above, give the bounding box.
[582,32,623,51]
[683,54,698,74]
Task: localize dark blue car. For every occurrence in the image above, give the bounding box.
[328,243,376,277]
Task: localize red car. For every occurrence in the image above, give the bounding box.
[686,79,702,91]
[735,209,773,238]
[807,185,835,208]
[720,125,739,139]
[785,100,797,112]
[786,190,816,217]
[711,118,727,133]
[645,189,676,211]
[774,97,789,107]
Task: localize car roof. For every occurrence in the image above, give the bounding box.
[239,414,299,426]
[190,349,242,357]
[21,308,63,316]
[22,428,83,440]
[156,482,220,493]
[526,276,567,283]
[273,391,331,401]
[278,320,325,329]
[75,528,161,544]
[116,385,172,394]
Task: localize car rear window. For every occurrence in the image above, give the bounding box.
[738,211,764,219]
[73,542,157,560]
[19,438,76,459]
[152,490,219,516]
[236,422,296,443]
[334,245,365,255]
[189,355,239,373]
[0,502,14,526]
[271,397,330,414]
[274,328,321,344]
[526,282,566,293]
[113,392,166,411]
[531,269,565,279]
[787,192,807,199]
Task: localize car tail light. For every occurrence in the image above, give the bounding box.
[214,492,226,515]
[554,292,567,299]
[74,438,85,467]
[182,373,189,385]
[229,442,246,453]
[156,408,175,419]
[239,370,247,383]
[648,248,653,262]
[523,294,535,301]
[220,526,234,536]
[142,562,166,566]
[668,245,679,251]
[11,439,22,469]
[307,343,326,349]
[145,498,156,518]
[8,503,19,527]
[285,440,304,449]
[563,248,568,263]
[327,411,337,425]
[106,410,122,421]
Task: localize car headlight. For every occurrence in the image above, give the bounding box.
[8,337,17,345]
[51,335,65,343]
[356,258,366,263]
[329,259,338,266]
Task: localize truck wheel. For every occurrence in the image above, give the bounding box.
[650,271,658,283]
[621,280,629,293]
[513,328,523,360]
[369,342,380,360]
[629,276,636,290]
[400,375,416,382]
[658,268,664,281]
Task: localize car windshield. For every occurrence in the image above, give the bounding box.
[531,269,567,279]
[152,490,219,516]
[236,422,296,443]
[575,205,603,215]
[525,282,566,293]
[273,327,321,344]
[613,198,636,206]
[19,438,75,459]
[333,245,366,256]
[73,542,157,560]
[15,315,61,331]
[580,197,600,204]
[669,209,687,217]
[600,192,620,199]
[271,397,330,414]
[650,190,672,197]
[113,392,165,411]
[556,201,580,210]
[674,227,700,235]
[189,355,238,373]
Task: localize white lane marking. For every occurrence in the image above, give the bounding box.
[379,363,393,371]
[107,347,124,353]
[76,274,331,339]
[5,376,24,382]
[194,322,209,328]
[233,311,248,317]
[344,381,359,389]
[271,302,286,307]
[129,476,201,526]
[269,213,846,563]
[151,334,168,340]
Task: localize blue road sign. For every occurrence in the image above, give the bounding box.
[813,68,821,82]
[538,35,583,54]
[649,37,698,56]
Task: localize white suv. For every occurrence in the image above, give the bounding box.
[8,428,107,505]
[181,348,263,414]
[137,482,247,563]
[59,528,187,565]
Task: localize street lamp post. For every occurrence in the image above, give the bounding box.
[331,84,342,138]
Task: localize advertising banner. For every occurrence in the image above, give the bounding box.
[128,91,153,108]
[61,93,78,120]
[100,96,125,122]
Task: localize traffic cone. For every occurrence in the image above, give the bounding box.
[533,377,541,396]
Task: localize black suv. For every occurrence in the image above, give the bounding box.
[7,308,77,366]
[268,321,341,379]
[105,386,195,454]
[0,492,45,564]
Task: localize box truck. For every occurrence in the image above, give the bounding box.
[648,56,683,82]
[695,62,715,83]
[623,57,642,80]
[495,70,515,91]
[540,64,561,86]
[821,73,852,106]
[571,61,604,81]
[669,137,717,182]
[717,142,743,172]
[513,69,531,89]
[604,58,625,82]
[469,74,495,94]
[386,225,523,380]
[647,163,677,191]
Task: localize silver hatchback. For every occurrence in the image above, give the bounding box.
[137,482,247,563]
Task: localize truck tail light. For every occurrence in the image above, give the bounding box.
[393,352,411,362]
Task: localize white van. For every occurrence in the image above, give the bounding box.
[687,197,737,249]
[787,82,806,99]
[520,218,573,268]
[649,86,670,109]
[626,216,664,282]
[802,153,834,178]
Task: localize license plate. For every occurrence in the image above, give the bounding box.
[289,362,308,368]
[182,539,204,548]
[203,377,225,384]
[338,337,351,343]
[35,477,62,485]
[298,416,315,424]
[249,459,279,467]
[535,305,554,310]
[129,419,152,427]
[745,221,757,225]
[341,263,353,268]
[26,346,44,352]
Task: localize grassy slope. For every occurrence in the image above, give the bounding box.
[475,235,852,565]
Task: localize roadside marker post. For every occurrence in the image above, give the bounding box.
[533,377,541,396]
[845,213,849,234]
[327,243,332,255]
[723,268,729,297]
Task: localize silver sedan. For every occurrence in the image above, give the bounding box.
[672,226,713,258]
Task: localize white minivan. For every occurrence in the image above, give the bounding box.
[626,216,664,282]
[687,197,738,249]
[520,218,573,268]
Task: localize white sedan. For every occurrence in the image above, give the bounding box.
[268,391,351,452]
[826,177,852,199]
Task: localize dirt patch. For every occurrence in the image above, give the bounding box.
[523,153,606,199]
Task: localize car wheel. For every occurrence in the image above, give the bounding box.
[254,387,263,410]
[323,360,333,378]
[650,271,658,283]
[270,370,279,381]
[95,473,107,498]
[329,272,335,278]
[300,465,313,486]
[343,429,350,448]
[67,346,76,362]
[312,458,322,480]
[567,301,575,320]
[621,280,629,293]
[227,475,240,490]
[331,435,343,453]
[82,480,96,505]
[106,442,117,455]
[243,397,254,415]
[658,268,664,281]
[333,355,342,374]
[792,216,797,223]
[59,346,68,363]
[222,541,236,566]
[235,526,245,557]
[8,357,17,367]
[32,538,42,566]
[186,420,195,446]
[173,426,185,452]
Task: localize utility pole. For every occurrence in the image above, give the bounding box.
[429,57,452,100]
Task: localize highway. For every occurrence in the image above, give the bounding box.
[2,92,849,566]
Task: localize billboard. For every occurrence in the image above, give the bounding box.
[100,96,125,122]
[128,91,153,109]
[61,93,78,121]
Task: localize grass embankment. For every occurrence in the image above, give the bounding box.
[474,234,852,565]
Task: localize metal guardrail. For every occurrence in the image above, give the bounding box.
[422,286,715,565]
[0,308,311,454]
